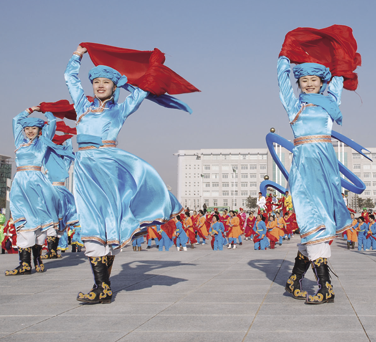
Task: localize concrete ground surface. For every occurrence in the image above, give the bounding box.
[0,237,375,342]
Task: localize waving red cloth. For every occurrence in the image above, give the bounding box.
[80,42,200,96]
[40,97,94,121]
[161,220,176,239]
[52,121,77,145]
[279,25,361,90]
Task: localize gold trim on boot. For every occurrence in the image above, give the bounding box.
[285,251,310,300]
[5,248,32,276]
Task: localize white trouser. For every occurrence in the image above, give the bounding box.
[46,227,57,237]
[84,241,121,257]
[17,229,47,248]
[298,242,331,261]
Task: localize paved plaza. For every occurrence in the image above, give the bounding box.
[0,237,375,342]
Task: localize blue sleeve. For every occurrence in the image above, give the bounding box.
[327,76,344,106]
[13,111,29,147]
[63,139,74,171]
[277,56,300,123]
[119,84,149,122]
[42,112,56,140]
[64,55,91,116]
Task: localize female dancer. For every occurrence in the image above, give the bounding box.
[65,45,182,304]
[279,56,352,304]
[175,215,188,251]
[5,107,59,275]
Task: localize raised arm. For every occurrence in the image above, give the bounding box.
[64,48,90,116]
[62,139,74,171]
[327,76,344,106]
[13,111,29,147]
[277,56,300,123]
[42,112,56,140]
[119,83,149,122]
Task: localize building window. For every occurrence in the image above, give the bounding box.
[230,155,240,160]
[241,182,248,187]
[204,165,210,170]
[212,165,219,171]
[223,190,229,196]
[249,173,256,178]
[212,182,219,187]
[241,173,248,179]
[231,173,238,179]
[249,164,257,170]
[222,173,229,179]
[364,191,371,196]
[232,199,237,206]
[204,183,210,188]
[231,182,238,187]
[203,173,210,179]
[364,173,371,178]
[373,173,376,178]
[223,199,228,206]
[260,164,267,170]
[374,191,376,196]
[353,153,361,159]
[373,182,376,187]
[354,172,361,177]
[248,155,258,160]
[211,173,219,179]
[364,165,371,170]
[241,190,248,196]
[261,154,267,160]
[212,191,219,197]
[241,164,248,170]
[250,191,257,196]
[353,164,361,169]
[203,191,210,196]
[364,181,371,187]
[222,182,230,188]
[213,199,218,206]
[204,199,209,205]
[222,164,230,171]
[231,190,238,196]
[242,199,247,206]
[250,182,257,188]
[260,174,265,179]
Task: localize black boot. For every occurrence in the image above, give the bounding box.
[107,255,115,277]
[306,258,335,304]
[347,241,350,249]
[41,237,57,259]
[351,242,355,249]
[72,244,77,253]
[77,256,112,304]
[5,248,32,276]
[285,251,310,300]
[32,245,45,273]
[55,237,61,258]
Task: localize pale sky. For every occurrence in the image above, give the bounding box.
[1,0,375,195]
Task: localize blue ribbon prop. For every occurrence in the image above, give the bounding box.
[260,131,371,196]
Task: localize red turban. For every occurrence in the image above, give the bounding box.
[279,25,361,90]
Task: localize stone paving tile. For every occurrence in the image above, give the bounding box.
[117,331,246,342]
[0,315,53,334]
[1,332,126,342]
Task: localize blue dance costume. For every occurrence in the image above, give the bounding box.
[64,55,183,249]
[10,111,60,233]
[278,57,352,245]
[253,220,267,250]
[209,222,225,251]
[175,221,188,248]
[44,139,79,230]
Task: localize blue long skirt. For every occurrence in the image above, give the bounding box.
[55,185,78,230]
[74,148,182,248]
[10,170,60,232]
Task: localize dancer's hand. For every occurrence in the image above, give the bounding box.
[76,45,87,55]
[31,106,41,112]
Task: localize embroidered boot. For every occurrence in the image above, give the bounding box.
[41,237,57,259]
[77,256,112,304]
[306,258,335,304]
[55,237,62,258]
[347,241,351,249]
[32,245,45,273]
[5,247,32,276]
[285,251,310,300]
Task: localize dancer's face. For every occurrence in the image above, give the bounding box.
[299,75,323,94]
[93,78,116,101]
[24,126,39,140]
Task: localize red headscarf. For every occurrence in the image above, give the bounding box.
[279,25,361,90]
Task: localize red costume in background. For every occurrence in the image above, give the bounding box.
[2,220,17,254]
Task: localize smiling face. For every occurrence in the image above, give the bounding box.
[298,75,323,94]
[92,78,116,101]
[24,126,40,140]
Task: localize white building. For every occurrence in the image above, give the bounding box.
[175,141,375,211]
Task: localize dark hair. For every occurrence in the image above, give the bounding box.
[199,210,204,215]
[215,211,219,215]
[284,212,289,217]
[176,215,182,221]
[359,217,365,222]
[213,214,219,222]
[185,211,190,217]
[229,210,235,216]
[260,215,266,222]
[370,214,375,221]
